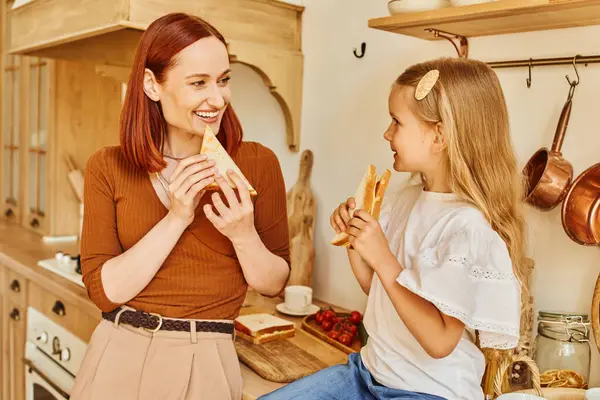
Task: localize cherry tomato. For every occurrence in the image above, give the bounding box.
[346,324,357,333]
[332,317,342,324]
[321,320,333,331]
[350,311,362,325]
[339,333,352,346]
[323,310,336,321]
[332,322,343,334]
[315,311,324,324]
[328,330,340,340]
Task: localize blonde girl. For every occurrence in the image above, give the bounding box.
[259,58,524,400]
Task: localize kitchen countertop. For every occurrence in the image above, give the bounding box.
[0,220,350,399]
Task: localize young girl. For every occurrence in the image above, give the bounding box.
[259,58,524,400]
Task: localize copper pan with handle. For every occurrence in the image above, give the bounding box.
[523,78,577,211]
[561,161,600,246]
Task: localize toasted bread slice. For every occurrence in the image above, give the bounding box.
[331,165,377,247]
[371,169,392,220]
[235,328,296,345]
[331,165,391,247]
[200,125,257,196]
[234,313,295,337]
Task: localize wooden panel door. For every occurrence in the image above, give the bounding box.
[2,55,22,224]
[4,299,25,400]
[23,57,50,234]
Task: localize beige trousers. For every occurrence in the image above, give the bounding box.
[71,312,242,400]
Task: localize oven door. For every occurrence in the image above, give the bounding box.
[25,342,73,400]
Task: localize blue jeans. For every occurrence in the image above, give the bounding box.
[258,352,446,400]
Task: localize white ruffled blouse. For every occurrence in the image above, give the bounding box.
[360,184,521,400]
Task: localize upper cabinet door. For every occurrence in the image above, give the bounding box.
[26,57,49,232]
[2,55,20,221]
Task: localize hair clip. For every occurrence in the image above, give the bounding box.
[415,70,440,101]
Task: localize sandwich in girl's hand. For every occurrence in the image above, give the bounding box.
[200,125,257,196]
[331,165,391,247]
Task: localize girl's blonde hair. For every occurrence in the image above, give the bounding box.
[396,57,527,286]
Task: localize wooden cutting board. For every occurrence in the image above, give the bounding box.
[235,302,349,384]
[235,332,328,383]
[286,149,316,287]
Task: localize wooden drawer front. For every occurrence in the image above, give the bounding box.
[5,300,26,400]
[28,281,100,343]
[0,265,5,296]
[5,269,27,306]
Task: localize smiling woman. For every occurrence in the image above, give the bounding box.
[71,13,291,400]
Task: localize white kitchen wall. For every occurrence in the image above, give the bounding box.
[232,0,600,386]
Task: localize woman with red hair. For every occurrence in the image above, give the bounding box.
[71,13,290,399]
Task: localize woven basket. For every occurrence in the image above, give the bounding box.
[494,352,543,397]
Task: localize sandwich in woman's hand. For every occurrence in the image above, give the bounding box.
[331,165,391,247]
[200,125,257,196]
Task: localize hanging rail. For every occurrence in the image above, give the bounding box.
[486,54,600,68]
[484,54,598,88]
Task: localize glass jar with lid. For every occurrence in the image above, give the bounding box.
[533,311,591,389]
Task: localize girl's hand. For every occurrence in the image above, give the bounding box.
[203,170,256,244]
[346,210,395,269]
[166,154,217,226]
[330,197,356,234]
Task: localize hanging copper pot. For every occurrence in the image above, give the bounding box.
[561,162,600,246]
[523,80,576,211]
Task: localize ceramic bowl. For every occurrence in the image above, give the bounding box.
[497,394,545,400]
[510,388,586,400]
[387,0,451,14]
[450,0,497,6]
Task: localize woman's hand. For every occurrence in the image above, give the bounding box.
[203,170,256,244]
[346,210,395,270]
[166,154,217,226]
[330,197,356,234]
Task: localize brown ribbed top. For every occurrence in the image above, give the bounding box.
[81,143,290,319]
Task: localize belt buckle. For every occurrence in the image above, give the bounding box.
[144,312,163,333]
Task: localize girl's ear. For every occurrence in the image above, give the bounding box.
[432,122,447,153]
[143,68,161,102]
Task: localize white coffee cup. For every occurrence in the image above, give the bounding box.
[284,285,312,312]
[585,388,600,400]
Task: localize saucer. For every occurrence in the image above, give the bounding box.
[276,302,320,316]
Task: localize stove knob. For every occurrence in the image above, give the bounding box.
[60,348,71,362]
[36,332,48,344]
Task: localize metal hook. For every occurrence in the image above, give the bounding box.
[566,54,581,87]
[526,58,532,88]
[353,42,366,59]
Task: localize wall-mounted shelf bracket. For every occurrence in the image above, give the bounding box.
[425,28,469,59]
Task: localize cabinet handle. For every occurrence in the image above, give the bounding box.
[9,308,20,321]
[9,279,20,293]
[30,217,40,229]
[52,301,66,317]
[4,208,14,218]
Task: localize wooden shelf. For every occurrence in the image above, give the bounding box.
[369,0,600,40]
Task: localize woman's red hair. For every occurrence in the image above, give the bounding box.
[120,13,243,172]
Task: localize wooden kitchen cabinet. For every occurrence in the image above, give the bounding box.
[28,280,99,343]
[1,5,122,237]
[3,298,26,400]
[0,264,5,400]
[5,268,27,308]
